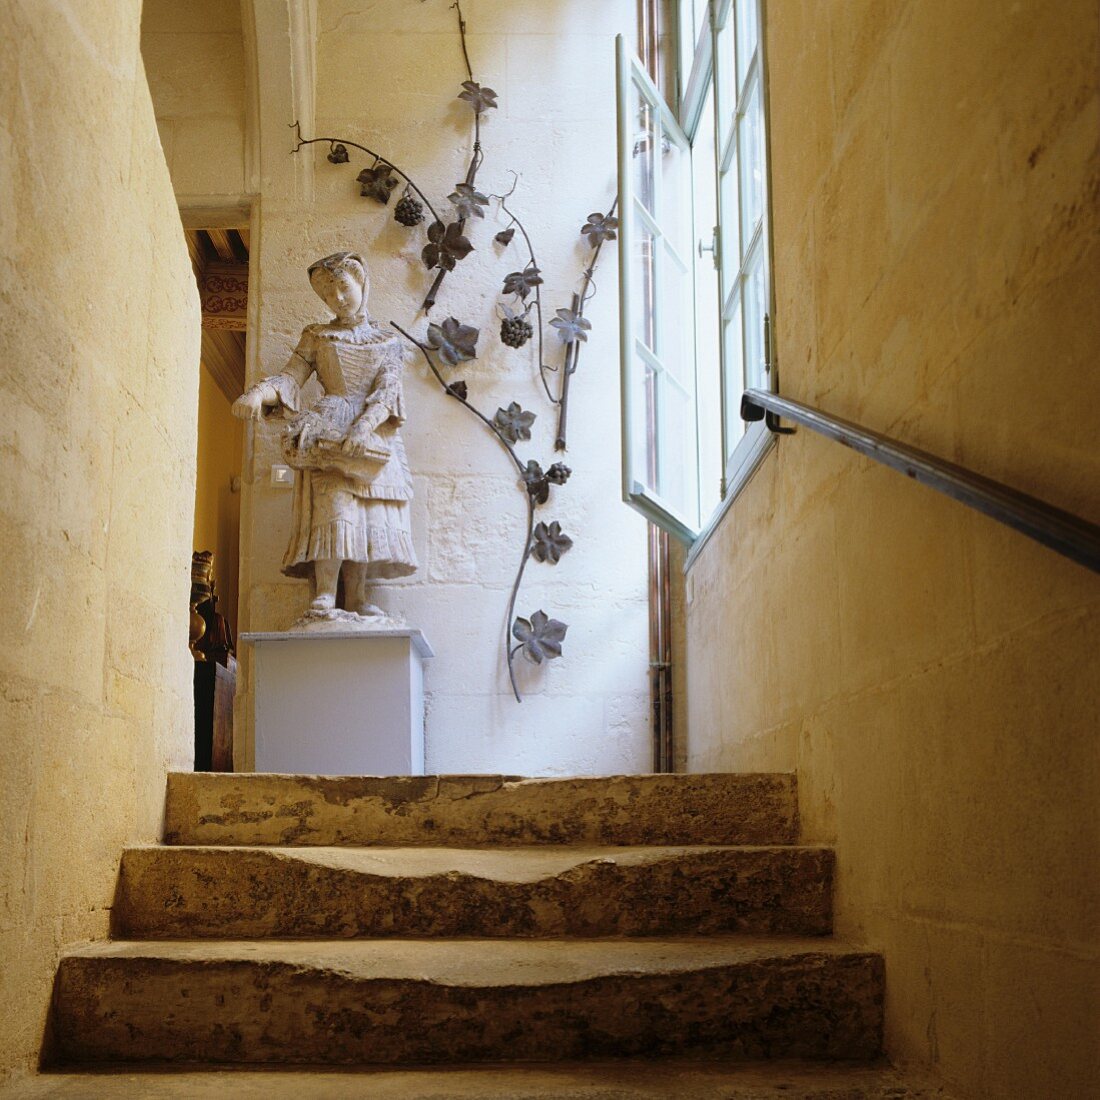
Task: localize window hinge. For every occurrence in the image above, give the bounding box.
[763,312,772,375]
[719,474,728,499]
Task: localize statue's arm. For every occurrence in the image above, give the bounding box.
[359,338,407,428]
[232,334,315,421]
[342,337,405,456]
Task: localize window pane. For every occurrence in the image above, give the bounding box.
[660,119,691,263]
[692,87,722,518]
[631,214,657,352]
[735,0,758,92]
[737,75,764,247]
[632,87,656,215]
[742,241,767,390]
[719,158,740,285]
[715,13,735,126]
[659,244,694,392]
[655,370,699,517]
[722,300,745,461]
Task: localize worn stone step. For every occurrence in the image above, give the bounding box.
[53,937,883,1066]
[163,772,799,847]
[19,1061,954,1098]
[115,844,834,939]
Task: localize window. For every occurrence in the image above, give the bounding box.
[618,0,774,545]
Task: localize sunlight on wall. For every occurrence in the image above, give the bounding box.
[686,1,1100,1096]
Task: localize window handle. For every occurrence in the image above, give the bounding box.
[697,226,719,267]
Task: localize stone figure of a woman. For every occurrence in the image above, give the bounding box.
[232,251,417,621]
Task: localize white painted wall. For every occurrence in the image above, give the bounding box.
[145,0,652,775]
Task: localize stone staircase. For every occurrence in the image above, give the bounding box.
[45,772,909,1089]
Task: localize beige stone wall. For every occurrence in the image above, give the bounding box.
[140,0,248,202]
[685,1,1100,1096]
[0,0,199,1081]
[232,0,651,773]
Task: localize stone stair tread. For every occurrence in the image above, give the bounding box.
[19,1061,954,1098]
[164,772,798,846]
[64,935,874,985]
[123,842,832,881]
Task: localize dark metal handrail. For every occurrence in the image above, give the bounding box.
[741,388,1100,575]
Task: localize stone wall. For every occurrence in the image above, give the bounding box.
[230,0,651,773]
[685,1,1100,1096]
[0,0,199,1081]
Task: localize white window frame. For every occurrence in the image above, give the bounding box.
[617,0,777,557]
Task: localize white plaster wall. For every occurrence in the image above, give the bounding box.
[237,0,650,775]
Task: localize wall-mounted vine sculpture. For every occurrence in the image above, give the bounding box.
[292,0,618,701]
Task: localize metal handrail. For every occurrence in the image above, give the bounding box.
[741,388,1100,575]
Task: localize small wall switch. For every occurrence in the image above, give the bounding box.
[271,464,294,488]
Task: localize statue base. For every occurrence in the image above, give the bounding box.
[240,627,434,776]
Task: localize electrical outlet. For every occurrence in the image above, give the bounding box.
[271,464,294,487]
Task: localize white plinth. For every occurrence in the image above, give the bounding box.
[241,628,433,775]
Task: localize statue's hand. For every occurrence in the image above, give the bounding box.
[232,384,276,421]
[342,410,388,457]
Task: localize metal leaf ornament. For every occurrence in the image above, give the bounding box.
[327,143,349,164]
[426,317,479,367]
[422,221,475,271]
[458,80,499,114]
[531,521,573,564]
[521,460,551,505]
[446,380,468,401]
[449,182,490,220]
[494,226,516,246]
[356,164,399,204]
[502,264,543,299]
[493,401,536,444]
[581,211,620,246]
[512,610,568,664]
[549,307,592,344]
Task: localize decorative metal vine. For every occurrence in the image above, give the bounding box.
[292,0,618,701]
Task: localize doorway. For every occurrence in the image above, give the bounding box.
[187,226,249,770]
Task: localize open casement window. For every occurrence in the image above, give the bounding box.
[617,37,702,543]
[617,0,775,546]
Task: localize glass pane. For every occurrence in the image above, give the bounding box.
[660,120,691,260]
[659,242,693,388]
[692,88,722,518]
[742,242,767,390]
[631,212,657,352]
[737,75,764,247]
[628,349,653,493]
[715,12,735,127]
[719,158,740,287]
[655,370,699,519]
[735,0,758,93]
[632,86,656,215]
[722,302,745,462]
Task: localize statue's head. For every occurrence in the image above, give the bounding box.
[307,251,369,323]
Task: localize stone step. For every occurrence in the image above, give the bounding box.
[163,772,799,847]
[53,937,883,1066]
[21,1062,954,1098]
[115,844,834,939]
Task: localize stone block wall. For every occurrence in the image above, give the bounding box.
[0,0,199,1080]
[685,1,1100,1096]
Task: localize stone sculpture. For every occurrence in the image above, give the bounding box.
[233,251,417,625]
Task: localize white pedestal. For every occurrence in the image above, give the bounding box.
[241,628,433,775]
